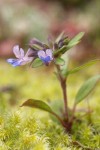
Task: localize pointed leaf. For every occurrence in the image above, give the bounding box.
[21,99,53,113]
[53,46,68,57]
[53,32,84,57]
[60,46,69,54]
[67,32,84,49]
[67,59,100,76]
[75,75,100,104]
[55,31,65,43]
[20,99,67,127]
[55,57,65,66]
[32,58,43,68]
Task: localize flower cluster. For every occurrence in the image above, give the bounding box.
[7,47,53,67]
[7,34,69,67]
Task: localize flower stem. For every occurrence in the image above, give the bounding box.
[56,65,69,122]
[62,79,68,121]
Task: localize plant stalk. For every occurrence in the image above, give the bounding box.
[56,65,69,122]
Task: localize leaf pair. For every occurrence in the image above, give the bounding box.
[21,74,100,114]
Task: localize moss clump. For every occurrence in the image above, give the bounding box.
[0,108,99,149]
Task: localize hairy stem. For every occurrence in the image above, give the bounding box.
[61,79,69,121]
[56,65,69,122]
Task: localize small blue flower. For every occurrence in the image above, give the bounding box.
[37,49,53,64]
[7,45,34,67]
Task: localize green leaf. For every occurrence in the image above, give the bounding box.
[67,32,84,49]
[55,57,65,65]
[60,46,69,54]
[55,31,65,43]
[32,58,43,68]
[20,99,66,127]
[53,32,84,57]
[67,59,100,75]
[53,46,68,57]
[21,99,53,113]
[75,75,100,104]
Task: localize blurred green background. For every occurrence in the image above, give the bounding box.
[0,0,100,149]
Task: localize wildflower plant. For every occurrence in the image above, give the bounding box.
[7,32,100,132]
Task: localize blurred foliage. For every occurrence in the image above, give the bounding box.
[0,1,49,41]
[0,61,100,149]
[0,0,100,60]
[44,0,92,9]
